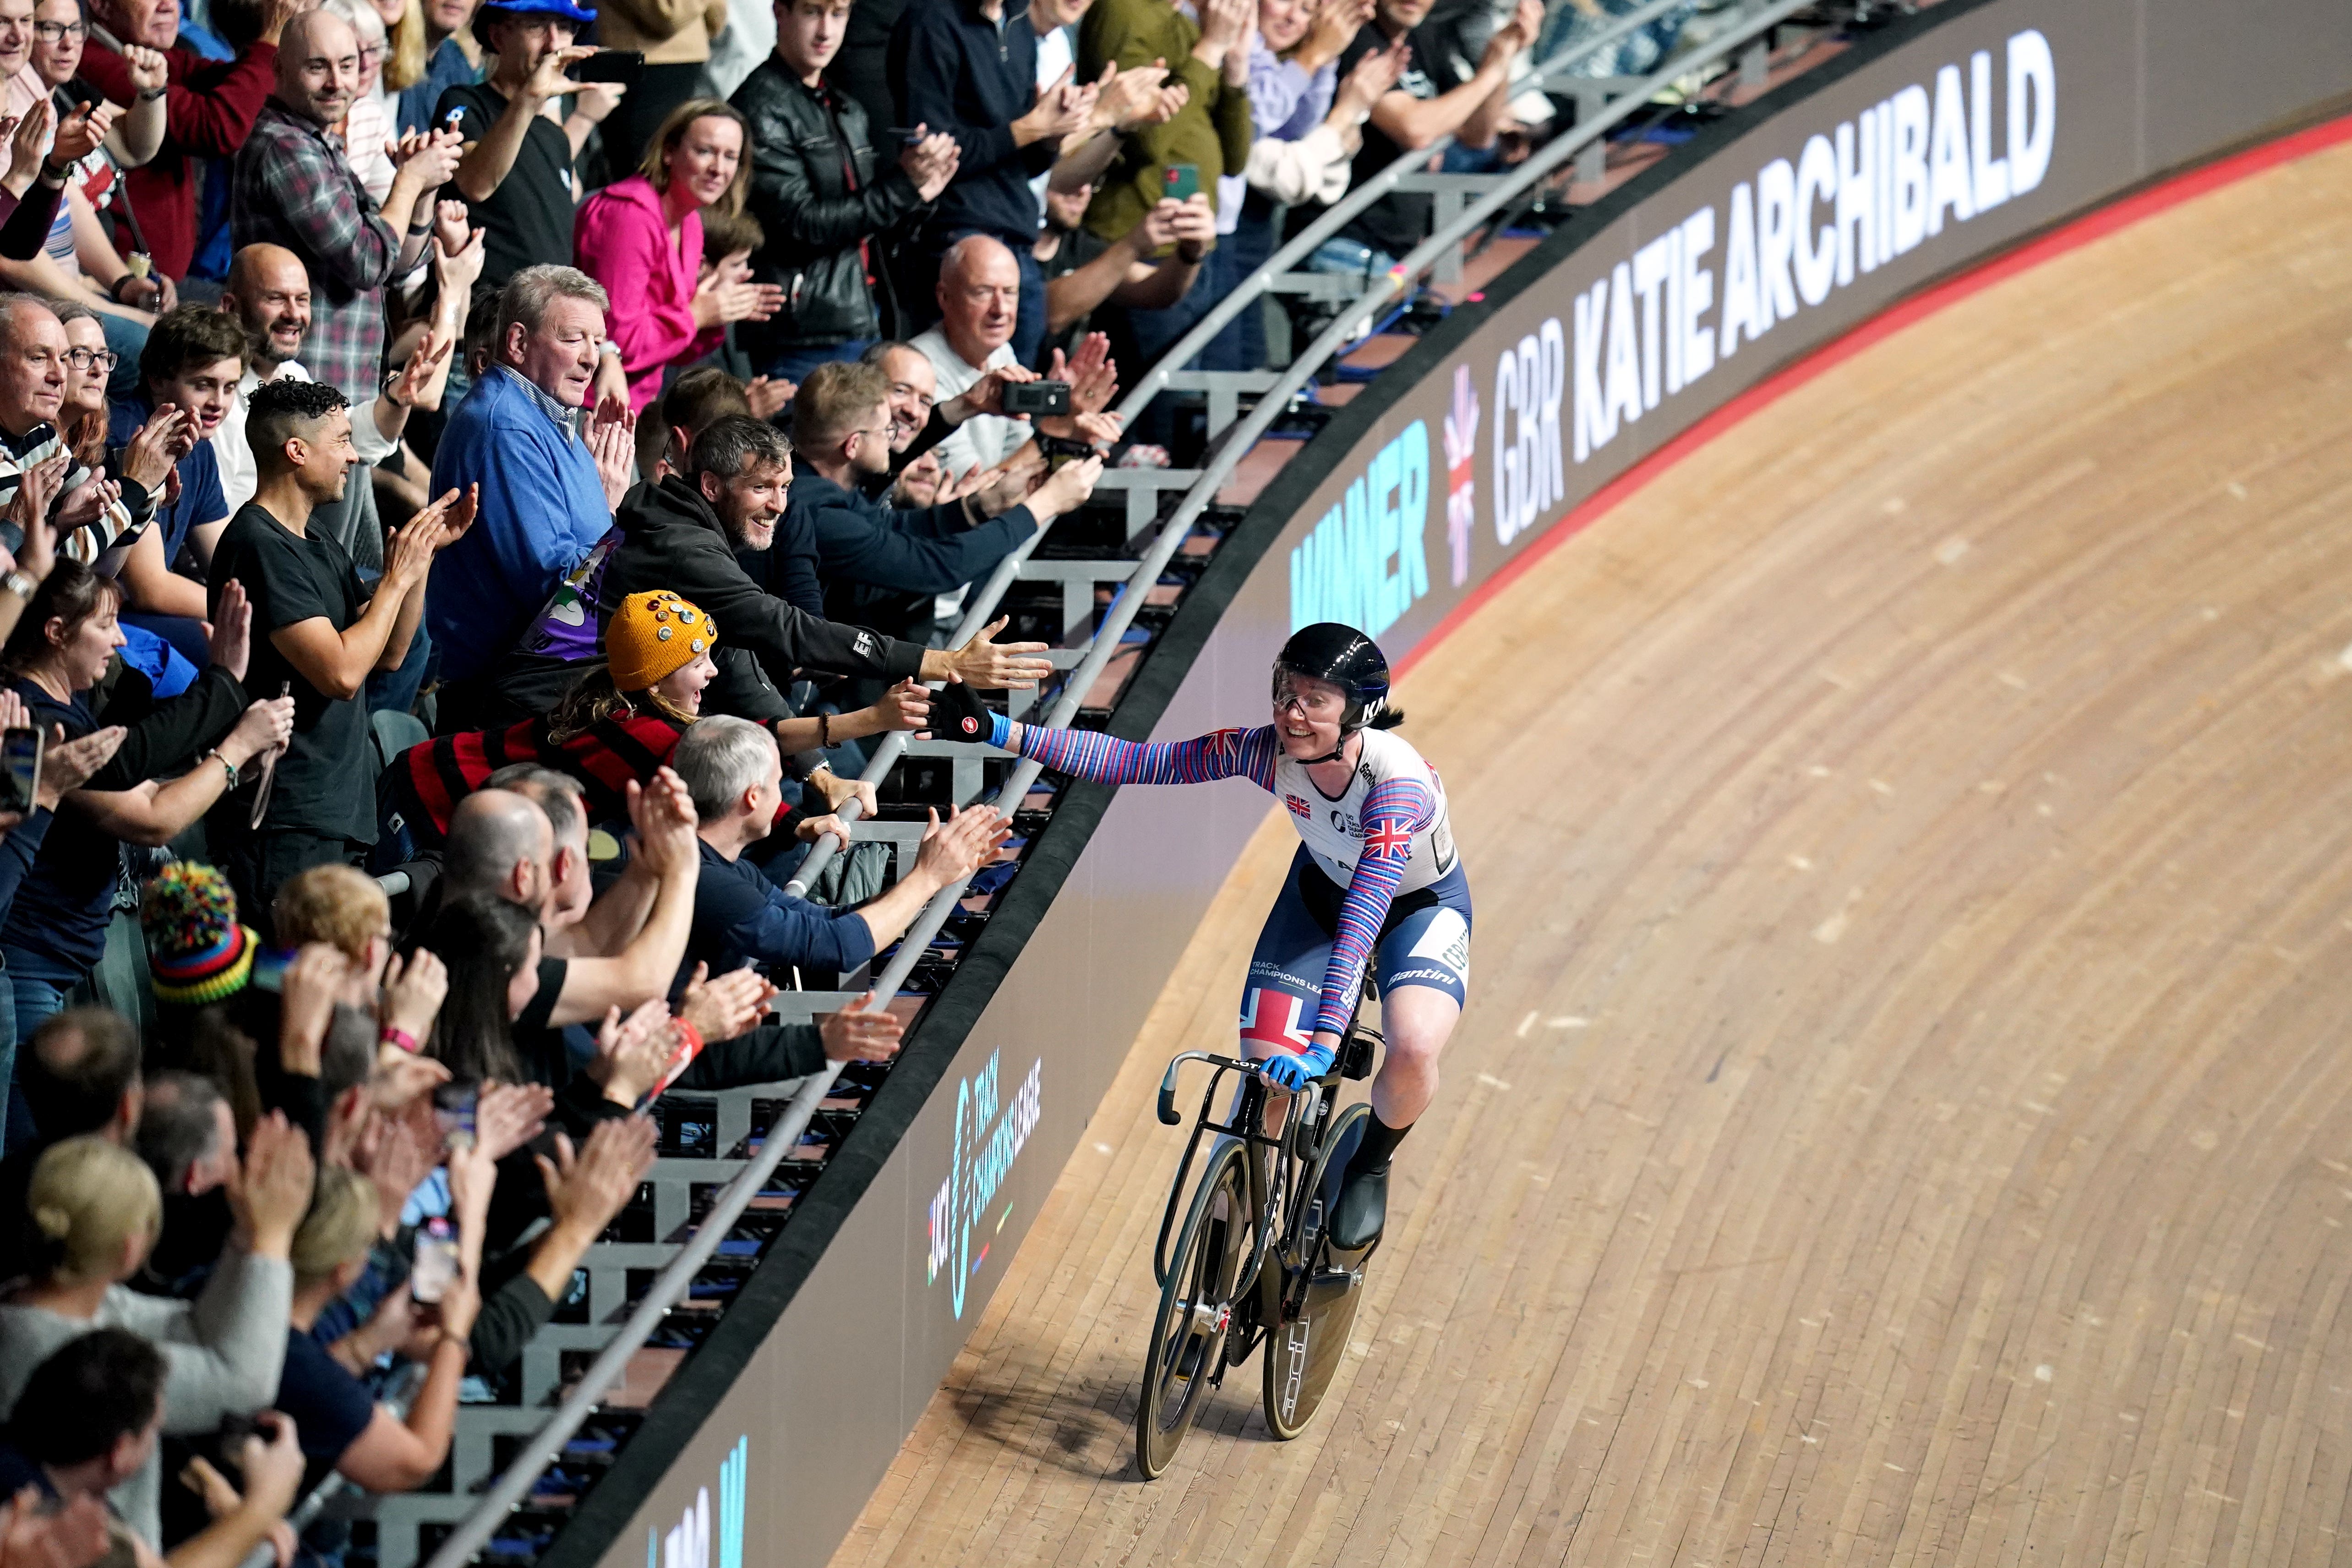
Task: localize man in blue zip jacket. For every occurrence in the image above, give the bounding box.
[428,265,625,729]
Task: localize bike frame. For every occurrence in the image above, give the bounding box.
[1153,1052,1316,1302]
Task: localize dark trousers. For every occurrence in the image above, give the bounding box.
[1201,208,1275,372]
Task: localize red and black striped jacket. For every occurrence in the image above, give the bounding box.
[388,711,690,847]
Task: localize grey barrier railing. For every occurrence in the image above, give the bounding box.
[380,3,1831,1560]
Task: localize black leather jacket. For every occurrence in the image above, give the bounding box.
[730,58,929,358]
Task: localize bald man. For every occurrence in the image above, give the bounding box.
[910,236,1028,478]
[229,9,465,415]
[213,244,418,524]
[443,787,557,910]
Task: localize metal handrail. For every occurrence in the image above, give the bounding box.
[419,4,1813,1558]
[1110,0,1697,425]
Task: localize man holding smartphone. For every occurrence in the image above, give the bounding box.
[441,0,611,289]
[1075,0,1253,364]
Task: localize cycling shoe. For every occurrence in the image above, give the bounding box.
[1329,1164,1386,1251]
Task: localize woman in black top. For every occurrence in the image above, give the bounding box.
[0,563,290,1142]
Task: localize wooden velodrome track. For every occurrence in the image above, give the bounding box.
[832,132,2352,1566]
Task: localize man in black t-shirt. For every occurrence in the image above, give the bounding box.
[1320,0,1540,277]
[205,380,479,931]
[442,0,601,290]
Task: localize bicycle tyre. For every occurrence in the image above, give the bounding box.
[1261,1100,1372,1440]
[1136,1138,1252,1479]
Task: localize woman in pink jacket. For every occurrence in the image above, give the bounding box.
[574,99,786,414]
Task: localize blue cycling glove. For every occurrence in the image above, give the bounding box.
[1260,1049,1330,1093]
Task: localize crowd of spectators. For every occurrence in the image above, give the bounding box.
[0,0,1577,1549]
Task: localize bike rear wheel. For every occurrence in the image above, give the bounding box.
[1136,1138,1252,1478]
[1262,1101,1373,1440]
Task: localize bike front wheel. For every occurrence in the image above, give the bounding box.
[1136,1137,1252,1478]
[1262,1101,1372,1440]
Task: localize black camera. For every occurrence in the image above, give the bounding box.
[1001,379,1071,416]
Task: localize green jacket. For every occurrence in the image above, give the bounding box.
[1077,0,1253,248]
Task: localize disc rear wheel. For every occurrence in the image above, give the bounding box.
[1137,1139,1252,1478]
[1262,1101,1372,1439]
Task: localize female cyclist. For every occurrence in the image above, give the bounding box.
[940,622,1468,1249]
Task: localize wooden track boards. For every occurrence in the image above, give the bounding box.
[830,138,2352,1568]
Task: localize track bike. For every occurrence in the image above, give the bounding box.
[1135,981,1383,1478]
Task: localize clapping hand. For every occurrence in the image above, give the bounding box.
[387,483,479,578]
[896,122,961,202]
[207,577,253,681]
[585,400,638,509]
[744,374,792,420]
[32,721,122,810]
[379,946,449,1049]
[8,450,68,538]
[50,101,117,166]
[1015,64,1096,145]
[819,994,905,1063]
[691,257,785,330]
[474,1080,556,1162]
[121,402,196,491]
[585,998,679,1106]
[1483,0,1542,63]
[678,961,775,1043]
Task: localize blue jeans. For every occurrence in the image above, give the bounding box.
[761,339,873,385]
[2,945,89,1152]
[1308,236,1397,291]
[367,617,434,718]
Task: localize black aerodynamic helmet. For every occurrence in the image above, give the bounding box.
[1272,623,1391,734]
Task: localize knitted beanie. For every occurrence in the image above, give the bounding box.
[140,862,258,1006]
[606,590,717,692]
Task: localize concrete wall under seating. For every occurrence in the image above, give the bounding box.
[551,2,2352,1562]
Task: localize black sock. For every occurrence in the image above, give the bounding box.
[1346,1113,1412,1177]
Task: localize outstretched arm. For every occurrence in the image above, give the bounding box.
[997,714,1279,791]
[1310,776,1432,1038]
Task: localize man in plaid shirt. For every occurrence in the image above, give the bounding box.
[229,8,463,409]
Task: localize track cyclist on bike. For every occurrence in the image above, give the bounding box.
[940,623,1469,1250]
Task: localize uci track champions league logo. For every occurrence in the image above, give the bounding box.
[1290,29,2057,629]
[647,1434,746,1568]
[926,1049,1045,1320]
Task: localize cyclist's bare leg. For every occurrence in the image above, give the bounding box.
[1367,986,1462,1128]
[1331,985,1461,1248]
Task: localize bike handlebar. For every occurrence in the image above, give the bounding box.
[1157,1051,1261,1125]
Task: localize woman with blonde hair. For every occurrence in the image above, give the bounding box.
[573,98,782,414]
[0,1122,315,1546]
[274,1164,480,1492]
[377,0,429,97]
